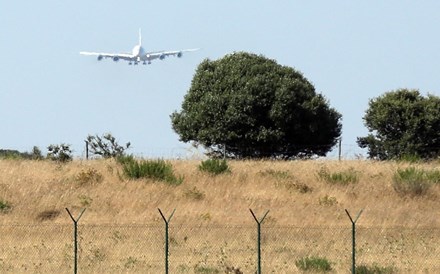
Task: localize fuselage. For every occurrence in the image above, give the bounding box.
[132,45,145,57]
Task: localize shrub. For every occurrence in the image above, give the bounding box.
[122,158,183,185]
[295,256,332,272]
[199,159,230,175]
[47,144,72,162]
[86,133,130,158]
[317,167,358,185]
[76,168,103,186]
[184,186,205,200]
[0,199,12,213]
[356,264,396,274]
[393,167,432,196]
[0,146,43,160]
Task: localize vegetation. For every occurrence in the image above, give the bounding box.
[392,166,440,196]
[358,89,440,160]
[0,146,43,160]
[75,168,103,186]
[356,264,396,274]
[317,167,359,184]
[198,159,231,175]
[86,133,130,158]
[0,199,12,213]
[295,256,332,272]
[171,52,342,159]
[47,144,72,162]
[120,157,183,185]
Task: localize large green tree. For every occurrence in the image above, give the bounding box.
[357,89,440,160]
[171,52,342,159]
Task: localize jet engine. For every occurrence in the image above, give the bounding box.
[159,54,166,60]
[113,56,119,62]
[177,52,183,58]
[97,55,103,61]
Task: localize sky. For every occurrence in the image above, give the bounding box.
[1,1,439,159]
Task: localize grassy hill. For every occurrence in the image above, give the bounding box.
[1,159,439,227]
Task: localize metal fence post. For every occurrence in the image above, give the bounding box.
[250,209,269,274]
[66,208,86,274]
[345,209,363,274]
[158,208,176,274]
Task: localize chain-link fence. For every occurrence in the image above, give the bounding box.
[1,222,440,273]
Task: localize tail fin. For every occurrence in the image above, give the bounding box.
[139,28,142,46]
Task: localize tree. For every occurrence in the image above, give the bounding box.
[357,89,440,160]
[85,133,130,158]
[47,144,73,162]
[171,52,342,159]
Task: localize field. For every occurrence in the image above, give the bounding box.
[1,159,440,273]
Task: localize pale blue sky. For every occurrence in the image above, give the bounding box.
[1,1,439,158]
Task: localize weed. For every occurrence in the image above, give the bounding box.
[184,186,205,200]
[319,195,338,206]
[259,169,291,180]
[75,168,103,186]
[194,265,220,273]
[123,256,138,269]
[121,158,183,185]
[317,167,359,185]
[393,167,432,196]
[36,210,60,221]
[295,256,332,272]
[356,264,396,274]
[78,195,93,207]
[0,199,12,213]
[199,159,231,175]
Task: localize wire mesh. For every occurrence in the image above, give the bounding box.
[1,224,439,273]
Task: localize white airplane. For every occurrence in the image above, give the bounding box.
[80,29,199,65]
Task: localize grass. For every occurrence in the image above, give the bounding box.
[317,167,359,184]
[0,199,12,213]
[356,264,396,274]
[295,256,332,272]
[120,157,183,185]
[198,159,231,175]
[392,166,440,196]
[0,159,440,272]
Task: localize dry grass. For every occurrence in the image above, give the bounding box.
[1,159,440,273]
[0,159,440,227]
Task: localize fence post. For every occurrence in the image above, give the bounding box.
[345,209,363,274]
[158,208,176,274]
[250,209,269,274]
[66,208,86,274]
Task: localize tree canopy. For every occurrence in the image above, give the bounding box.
[171,52,342,159]
[357,89,440,160]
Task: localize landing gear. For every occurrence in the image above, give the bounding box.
[128,62,132,65]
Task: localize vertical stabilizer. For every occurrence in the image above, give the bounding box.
[139,28,142,46]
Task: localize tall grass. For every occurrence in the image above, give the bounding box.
[198,159,230,175]
[295,256,332,272]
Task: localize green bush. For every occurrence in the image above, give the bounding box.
[393,167,432,196]
[0,199,12,213]
[199,159,230,175]
[317,167,358,184]
[356,264,396,274]
[121,158,183,185]
[295,256,332,272]
[0,146,43,160]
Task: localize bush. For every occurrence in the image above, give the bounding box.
[317,167,358,184]
[199,159,230,175]
[121,158,183,185]
[393,167,432,196]
[356,264,396,274]
[75,168,103,186]
[47,144,72,162]
[295,256,332,272]
[86,133,130,158]
[0,146,43,160]
[0,199,12,213]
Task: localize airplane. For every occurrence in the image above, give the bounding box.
[80,29,199,65]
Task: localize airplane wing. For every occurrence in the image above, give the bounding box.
[144,48,200,61]
[80,51,134,61]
